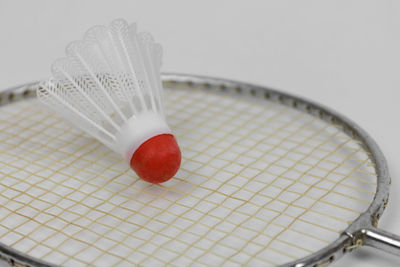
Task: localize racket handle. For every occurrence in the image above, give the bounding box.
[361,227,400,255]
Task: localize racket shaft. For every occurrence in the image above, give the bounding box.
[362,227,400,256]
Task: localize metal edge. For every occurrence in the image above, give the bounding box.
[0,73,390,267]
[161,73,390,267]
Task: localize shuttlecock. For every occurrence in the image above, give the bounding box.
[37,19,181,184]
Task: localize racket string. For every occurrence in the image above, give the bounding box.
[0,86,377,266]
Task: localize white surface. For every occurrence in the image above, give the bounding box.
[0,0,399,266]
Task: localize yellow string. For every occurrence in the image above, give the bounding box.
[0,84,377,266]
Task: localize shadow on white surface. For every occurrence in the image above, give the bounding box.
[334,246,400,267]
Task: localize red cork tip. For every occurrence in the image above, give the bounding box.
[130,134,181,184]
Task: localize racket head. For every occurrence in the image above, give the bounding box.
[0,74,389,267]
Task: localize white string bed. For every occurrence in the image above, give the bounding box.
[0,84,376,266]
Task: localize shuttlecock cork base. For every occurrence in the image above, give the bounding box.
[37,18,181,184]
[114,112,181,183]
[130,134,181,184]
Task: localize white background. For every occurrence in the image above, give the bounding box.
[0,0,400,266]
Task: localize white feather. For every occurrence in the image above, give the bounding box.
[37,19,170,161]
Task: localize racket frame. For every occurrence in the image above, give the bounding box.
[0,74,396,267]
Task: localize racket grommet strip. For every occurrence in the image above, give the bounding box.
[219,84,227,91]
[313,255,335,267]
[203,82,212,89]
[344,238,364,253]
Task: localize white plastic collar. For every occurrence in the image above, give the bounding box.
[113,112,172,162]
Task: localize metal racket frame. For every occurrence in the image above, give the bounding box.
[0,73,398,267]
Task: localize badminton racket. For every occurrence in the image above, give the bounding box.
[0,73,398,266]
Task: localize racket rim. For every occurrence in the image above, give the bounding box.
[0,73,390,267]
